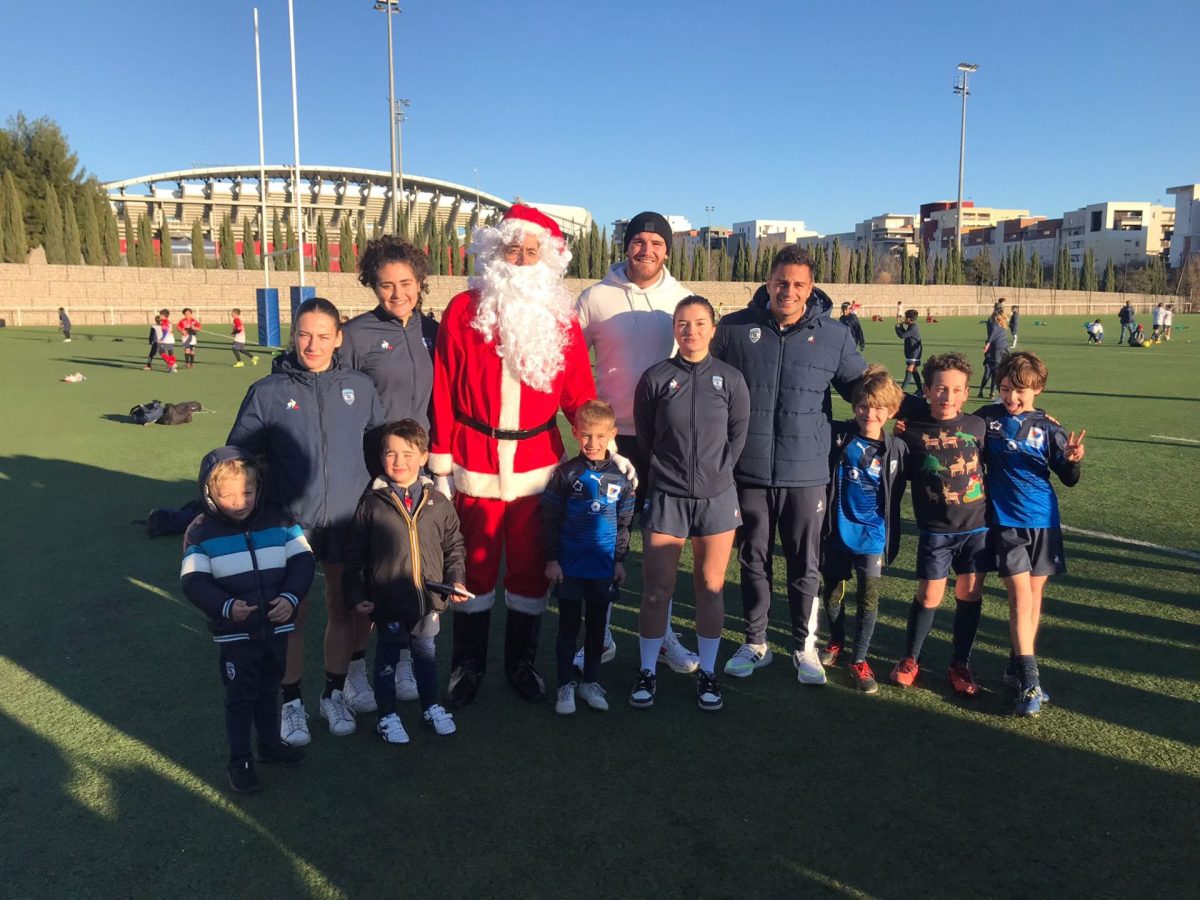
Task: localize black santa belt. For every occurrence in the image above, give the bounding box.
[456,411,558,441]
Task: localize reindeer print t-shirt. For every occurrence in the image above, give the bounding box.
[897,412,987,534]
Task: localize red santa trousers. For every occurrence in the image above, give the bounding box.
[455,493,549,610]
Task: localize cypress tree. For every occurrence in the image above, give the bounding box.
[449,228,461,276]
[916,241,927,284]
[272,213,284,271]
[933,254,945,285]
[284,220,297,272]
[338,217,355,273]
[576,226,591,279]
[122,207,135,265]
[315,214,330,272]
[864,246,874,284]
[1028,250,1042,288]
[2,171,29,262]
[62,194,82,264]
[43,183,65,264]
[160,218,173,268]
[669,237,684,279]
[812,244,825,282]
[137,215,156,267]
[1102,258,1117,292]
[998,252,1009,287]
[0,181,7,261]
[587,223,602,279]
[79,191,102,264]
[191,220,206,269]
[98,195,121,265]
[830,239,843,283]
[242,218,259,270]
[718,245,731,281]
[219,215,237,269]
[355,216,367,270]
[1054,245,1071,290]
[1080,248,1098,291]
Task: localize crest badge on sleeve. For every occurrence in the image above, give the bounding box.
[342,389,356,406]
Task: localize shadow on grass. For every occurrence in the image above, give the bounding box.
[1,454,1197,897]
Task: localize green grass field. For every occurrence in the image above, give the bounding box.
[1,315,1197,899]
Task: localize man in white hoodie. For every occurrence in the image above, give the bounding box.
[575,210,699,673]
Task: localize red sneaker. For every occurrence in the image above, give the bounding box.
[948,661,980,696]
[850,661,879,694]
[818,642,842,667]
[890,656,920,687]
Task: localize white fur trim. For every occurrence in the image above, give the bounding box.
[428,453,453,476]
[505,590,548,614]
[452,461,558,502]
[455,589,496,614]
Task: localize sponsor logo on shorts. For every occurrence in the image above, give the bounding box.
[816,499,824,512]
[342,389,356,405]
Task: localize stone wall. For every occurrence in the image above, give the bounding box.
[0,262,1177,327]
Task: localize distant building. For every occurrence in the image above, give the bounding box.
[923,204,1033,255]
[731,219,817,254]
[1167,184,1200,269]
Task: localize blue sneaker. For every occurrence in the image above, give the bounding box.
[1006,667,1050,704]
[1015,684,1042,718]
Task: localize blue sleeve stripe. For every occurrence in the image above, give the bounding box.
[221,598,234,619]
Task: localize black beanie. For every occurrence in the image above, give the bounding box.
[624,211,673,254]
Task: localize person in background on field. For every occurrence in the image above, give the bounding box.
[574,210,699,674]
[145,315,161,370]
[895,307,923,391]
[1117,300,1136,345]
[979,310,1010,398]
[1085,319,1103,344]
[58,307,72,342]
[158,308,178,373]
[1128,323,1146,347]
[840,301,866,351]
[178,308,202,369]
[1163,304,1174,341]
[1008,304,1020,349]
[976,351,1085,717]
[231,307,258,368]
[1151,302,1165,341]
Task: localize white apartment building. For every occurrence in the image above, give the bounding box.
[927,206,1032,257]
[1167,184,1200,269]
[731,219,817,254]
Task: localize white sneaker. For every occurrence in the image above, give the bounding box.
[555,683,577,715]
[320,689,357,735]
[571,631,617,670]
[576,681,609,712]
[376,712,410,744]
[395,649,419,701]
[794,649,828,686]
[280,698,311,747]
[423,703,456,735]
[343,663,377,713]
[658,630,700,674]
[724,642,774,678]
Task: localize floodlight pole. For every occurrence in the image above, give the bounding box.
[288,0,304,285]
[375,0,400,234]
[953,63,979,257]
[254,8,269,288]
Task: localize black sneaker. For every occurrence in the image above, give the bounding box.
[629,669,657,708]
[257,741,305,767]
[227,758,262,794]
[696,670,723,711]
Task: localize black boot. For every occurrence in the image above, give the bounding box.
[505,610,546,702]
[447,610,490,709]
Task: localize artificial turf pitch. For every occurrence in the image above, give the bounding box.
[0,315,1196,898]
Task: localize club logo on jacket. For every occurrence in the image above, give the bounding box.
[807,335,815,343]
[423,337,433,350]
[286,398,299,410]
[749,327,761,344]
[342,389,356,406]
[712,375,724,390]
[380,340,393,351]
[225,661,236,680]
[669,378,679,392]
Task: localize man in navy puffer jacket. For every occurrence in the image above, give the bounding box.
[712,246,866,686]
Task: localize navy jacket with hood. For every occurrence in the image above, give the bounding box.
[712,285,866,488]
[181,446,316,643]
[227,352,386,530]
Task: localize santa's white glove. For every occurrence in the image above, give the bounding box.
[610,452,639,492]
[434,474,455,501]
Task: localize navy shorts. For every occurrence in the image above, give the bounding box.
[916,530,993,580]
[642,485,741,538]
[303,524,348,565]
[556,576,618,605]
[905,357,922,367]
[995,526,1066,578]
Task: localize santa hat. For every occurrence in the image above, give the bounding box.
[502,204,563,240]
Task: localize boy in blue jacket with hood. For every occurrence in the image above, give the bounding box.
[181,447,316,793]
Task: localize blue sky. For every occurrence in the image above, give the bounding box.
[2,0,1196,234]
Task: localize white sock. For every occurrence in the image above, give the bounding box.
[639,635,666,671]
[696,636,721,674]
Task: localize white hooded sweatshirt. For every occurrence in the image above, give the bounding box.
[575,261,692,432]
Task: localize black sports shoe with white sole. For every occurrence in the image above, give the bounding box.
[696,670,723,711]
[629,669,657,708]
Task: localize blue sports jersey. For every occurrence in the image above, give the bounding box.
[540,456,637,580]
[836,436,886,555]
[979,405,1079,528]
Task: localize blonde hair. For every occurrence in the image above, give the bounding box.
[207,457,260,493]
[993,310,1008,329]
[575,399,617,429]
[851,364,904,413]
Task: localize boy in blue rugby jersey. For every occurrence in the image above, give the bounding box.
[978,352,1085,717]
[541,400,637,715]
[181,448,315,792]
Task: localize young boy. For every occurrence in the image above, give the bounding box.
[158,308,178,372]
[144,315,161,370]
[58,307,72,342]
[818,366,909,693]
[178,308,202,369]
[1085,319,1103,344]
[839,301,866,351]
[978,352,1085,716]
[891,352,990,695]
[231,308,258,368]
[343,419,467,742]
[895,307,924,391]
[541,400,636,715]
[1008,305,1020,349]
[181,448,315,793]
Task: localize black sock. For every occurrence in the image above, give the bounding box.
[822,580,846,646]
[952,599,983,664]
[906,598,938,660]
[1018,654,1039,687]
[900,371,912,390]
[351,649,365,662]
[281,680,302,704]
[323,671,346,699]
[853,577,881,663]
[913,370,923,392]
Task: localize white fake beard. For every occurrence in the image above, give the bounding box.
[470,261,574,394]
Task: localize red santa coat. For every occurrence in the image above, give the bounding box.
[429,289,595,501]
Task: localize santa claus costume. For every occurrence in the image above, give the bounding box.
[429,205,596,705]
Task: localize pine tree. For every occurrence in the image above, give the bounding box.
[160,218,173,268]
[272,214,284,271]
[284,219,297,272]
[242,217,259,270]
[338,217,355,273]
[1102,258,1117,292]
[61,194,82,264]
[2,170,28,262]
[122,206,135,265]
[191,220,205,269]
[219,215,237,269]
[137,215,155,267]
[42,183,65,264]
[98,196,121,265]
[830,239,843,283]
[79,191,102,264]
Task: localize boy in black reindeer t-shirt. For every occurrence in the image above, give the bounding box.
[891,352,990,696]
